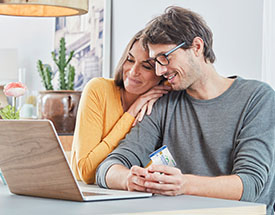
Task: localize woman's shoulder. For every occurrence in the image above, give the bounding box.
[86,77,114,88]
[84,77,116,93]
[82,77,120,105]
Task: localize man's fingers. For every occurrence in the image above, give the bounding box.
[127,166,149,192]
[130,165,148,177]
[147,164,181,175]
[128,183,147,192]
[128,175,147,191]
[146,188,180,196]
[145,171,174,184]
[144,181,177,191]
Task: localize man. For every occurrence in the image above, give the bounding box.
[96,6,275,214]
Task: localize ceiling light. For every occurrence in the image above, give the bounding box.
[0,0,88,17]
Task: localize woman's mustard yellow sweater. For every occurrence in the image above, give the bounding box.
[70,78,135,184]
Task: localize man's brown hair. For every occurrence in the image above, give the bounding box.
[142,6,216,63]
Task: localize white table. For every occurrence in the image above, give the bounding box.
[0,183,266,215]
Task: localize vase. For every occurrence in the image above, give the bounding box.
[38,90,81,135]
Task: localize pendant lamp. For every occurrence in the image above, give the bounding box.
[0,0,88,17]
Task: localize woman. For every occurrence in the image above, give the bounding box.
[70,30,170,184]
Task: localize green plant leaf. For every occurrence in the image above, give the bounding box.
[0,105,20,119]
[67,65,75,90]
[38,37,75,91]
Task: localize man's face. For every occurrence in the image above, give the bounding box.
[148,43,202,91]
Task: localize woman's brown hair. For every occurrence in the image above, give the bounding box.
[114,30,144,88]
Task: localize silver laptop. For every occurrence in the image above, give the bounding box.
[0,119,152,201]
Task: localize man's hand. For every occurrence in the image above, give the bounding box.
[107,164,243,201]
[144,164,186,195]
[126,165,148,192]
[126,165,186,195]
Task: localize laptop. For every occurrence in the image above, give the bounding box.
[0,119,152,201]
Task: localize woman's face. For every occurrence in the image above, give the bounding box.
[122,40,162,95]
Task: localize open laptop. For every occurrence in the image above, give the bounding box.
[0,119,152,201]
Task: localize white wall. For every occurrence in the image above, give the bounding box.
[112,0,273,87]
[0,16,55,91]
[262,0,275,89]
[0,0,274,92]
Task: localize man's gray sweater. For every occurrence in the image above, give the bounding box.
[96,77,275,214]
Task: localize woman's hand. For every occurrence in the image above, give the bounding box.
[127,85,171,125]
[133,97,158,126]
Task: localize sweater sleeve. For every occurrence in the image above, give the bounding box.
[232,84,275,202]
[71,78,135,184]
[96,96,165,188]
[96,121,161,188]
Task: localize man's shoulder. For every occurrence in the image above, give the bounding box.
[233,77,275,110]
[153,90,186,113]
[158,90,185,103]
[236,77,274,95]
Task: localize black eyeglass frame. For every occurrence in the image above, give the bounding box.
[147,42,186,68]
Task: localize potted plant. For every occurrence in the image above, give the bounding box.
[0,82,27,120]
[37,37,81,135]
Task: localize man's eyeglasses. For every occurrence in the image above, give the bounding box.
[147,42,186,68]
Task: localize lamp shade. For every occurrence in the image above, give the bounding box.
[0,0,88,17]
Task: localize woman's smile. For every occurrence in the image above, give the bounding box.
[127,77,142,86]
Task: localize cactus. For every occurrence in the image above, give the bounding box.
[67,65,75,90]
[38,37,75,91]
[37,60,53,90]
